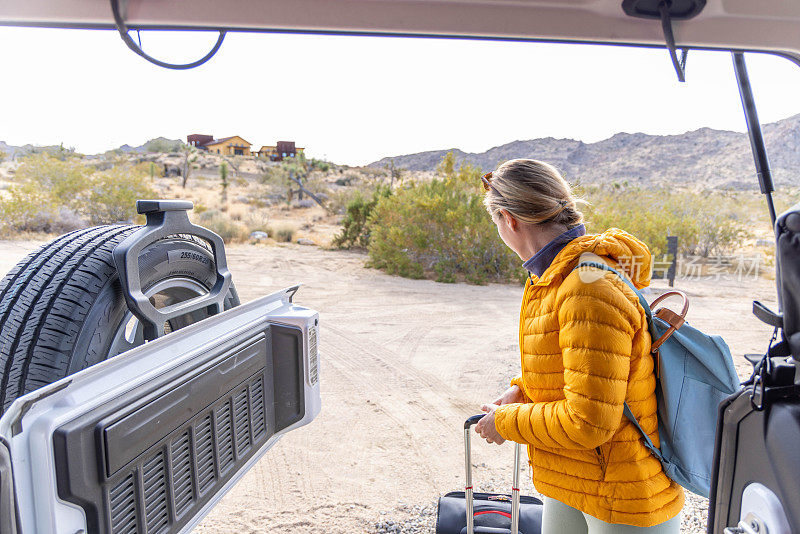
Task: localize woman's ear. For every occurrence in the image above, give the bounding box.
[500,210,518,232]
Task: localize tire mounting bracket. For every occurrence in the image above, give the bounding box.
[112,200,233,341]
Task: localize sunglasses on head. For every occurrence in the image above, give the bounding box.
[481,171,494,193]
[481,171,509,203]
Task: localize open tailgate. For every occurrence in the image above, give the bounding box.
[0,286,320,534]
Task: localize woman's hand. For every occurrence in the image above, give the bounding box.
[493,384,525,406]
[475,403,506,445]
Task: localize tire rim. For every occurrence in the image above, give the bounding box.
[107,276,211,357]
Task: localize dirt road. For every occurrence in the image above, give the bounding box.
[0,241,779,533]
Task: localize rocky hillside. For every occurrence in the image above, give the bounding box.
[371,114,800,189]
[0,140,68,159]
[0,137,185,159]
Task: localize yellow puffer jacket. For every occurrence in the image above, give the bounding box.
[494,228,684,527]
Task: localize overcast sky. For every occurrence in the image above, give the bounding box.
[2,27,800,165]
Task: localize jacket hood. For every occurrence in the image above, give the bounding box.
[532,227,652,289]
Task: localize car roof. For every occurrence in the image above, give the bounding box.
[2,0,800,64]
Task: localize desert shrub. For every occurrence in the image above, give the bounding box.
[332,186,391,249]
[243,212,271,235]
[292,199,317,209]
[0,180,56,228]
[0,180,87,233]
[19,207,87,234]
[310,159,331,172]
[144,137,183,153]
[259,165,291,200]
[86,164,156,224]
[0,155,155,234]
[12,153,90,211]
[197,209,220,221]
[327,188,358,214]
[196,210,249,243]
[0,150,7,163]
[581,185,749,257]
[366,152,522,284]
[274,224,296,243]
[360,166,388,180]
[260,165,285,184]
[303,171,331,199]
[343,171,361,184]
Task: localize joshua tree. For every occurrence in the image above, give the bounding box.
[180,145,198,188]
[282,154,328,210]
[220,162,229,206]
[223,155,243,180]
[385,158,403,188]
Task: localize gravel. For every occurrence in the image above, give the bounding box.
[682,492,709,533]
[374,504,436,534]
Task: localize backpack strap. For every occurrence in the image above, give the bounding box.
[571,261,664,461]
[622,402,664,463]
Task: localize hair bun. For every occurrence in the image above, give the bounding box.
[482,158,584,227]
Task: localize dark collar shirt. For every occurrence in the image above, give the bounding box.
[521,224,587,278]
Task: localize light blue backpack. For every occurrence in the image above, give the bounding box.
[574,261,741,497]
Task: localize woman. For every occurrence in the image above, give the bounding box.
[473,159,683,533]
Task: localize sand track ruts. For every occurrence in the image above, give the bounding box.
[0,241,780,533]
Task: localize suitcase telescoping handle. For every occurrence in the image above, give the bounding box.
[464,414,522,534]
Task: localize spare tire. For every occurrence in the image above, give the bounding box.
[0,225,239,415]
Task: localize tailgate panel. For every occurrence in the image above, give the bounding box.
[0,287,320,534]
[102,332,269,477]
[52,322,307,534]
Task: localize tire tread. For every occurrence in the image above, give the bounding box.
[0,225,137,411]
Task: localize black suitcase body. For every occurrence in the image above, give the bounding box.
[437,491,543,534]
[436,414,543,534]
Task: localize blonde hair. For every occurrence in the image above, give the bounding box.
[483,159,584,227]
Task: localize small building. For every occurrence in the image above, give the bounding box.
[187,134,214,148]
[203,136,252,156]
[256,141,305,162]
[257,145,278,160]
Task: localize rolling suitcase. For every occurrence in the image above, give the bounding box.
[436,414,543,534]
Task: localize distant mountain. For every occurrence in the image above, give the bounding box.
[0,136,185,158]
[371,114,800,189]
[117,144,141,154]
[0,141,76,159]
[0,141,16,157]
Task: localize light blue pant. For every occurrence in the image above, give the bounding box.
[541,497,681,534]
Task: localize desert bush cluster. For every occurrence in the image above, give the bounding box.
[0,154,156,234]
[195,208,296,244]
[331,186,391,250]
[580,185,751,258]
[335,152,524,284]
[333,152,756,285]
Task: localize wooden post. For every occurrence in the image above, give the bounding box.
[666,236,678,287]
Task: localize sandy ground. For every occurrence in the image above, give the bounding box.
[0,241,780,533]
